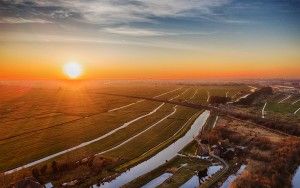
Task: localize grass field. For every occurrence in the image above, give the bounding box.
[0,81,254,187]
[263,94,300,120]
[265,92,300,116]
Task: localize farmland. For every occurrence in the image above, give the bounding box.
[0,80,299,188]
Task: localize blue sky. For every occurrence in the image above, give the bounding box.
[1,0,299,41]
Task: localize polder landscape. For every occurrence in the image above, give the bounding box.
[0,80,300,188]
[1,0,300,188]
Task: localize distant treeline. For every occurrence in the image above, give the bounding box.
[177,83,245,86]
[237,87,273,105]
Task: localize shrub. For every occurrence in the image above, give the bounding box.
[32,168,40,179]
[51,161,58,173]
[40,164,47,175]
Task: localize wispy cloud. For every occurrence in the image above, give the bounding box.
[0,32,202,51]
[0,0,230,24]
[103,26,218,37]
[0,17,51,24]
[104,27,165,36]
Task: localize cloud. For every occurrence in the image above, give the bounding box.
[103,27,166,36]
[0,0,230,25]
[0,32,200,51]
[103,26,218,37]
[0,17,52,24]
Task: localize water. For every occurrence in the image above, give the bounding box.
[219,164,246,188]
[180,165,223,188]
[292,166,300,188]
[141,173,173,188]
[93,110,210,188]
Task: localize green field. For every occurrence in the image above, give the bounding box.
[0,81,251,187]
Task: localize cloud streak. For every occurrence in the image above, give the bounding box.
[0,0,230,25]
[0,17,51,24]
[103,26,218,37]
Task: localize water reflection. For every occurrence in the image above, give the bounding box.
[93,111,210,188]
[141,173,173,188]
[180,165,223,188]
[219,164,246,188]
[292,166,300,188]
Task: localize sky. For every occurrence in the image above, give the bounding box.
[0,0,300,80]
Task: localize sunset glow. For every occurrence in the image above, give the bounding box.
[63,62,82,79]
[0,0,299,80]
[1,1,300,187]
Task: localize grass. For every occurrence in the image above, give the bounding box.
[158,156,208,188]
[116,111,202,171]
[105,106,199,167]
[124,155,209,188]
[170,85,250,105]
[53,106,200,187]
[266,101,300,115]
[0,83,253,187]
[123,117,217,188]
[201,113,218,133]
[0,100,162,171]
[0,105,199,186]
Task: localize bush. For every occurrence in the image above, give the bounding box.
[40,164,47,175]
[232,138,300,188]
[32,168,40,179]
[251,137,273,150]
[209,96,231,104]
[51,161,58,173]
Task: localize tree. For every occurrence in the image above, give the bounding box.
[40,164,47,175]
[32,168,40,179]
[51,161,58,173]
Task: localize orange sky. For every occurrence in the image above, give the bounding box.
[1,41,299,80]
[1,0,300,80]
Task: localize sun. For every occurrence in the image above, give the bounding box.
[63,62,82,79]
